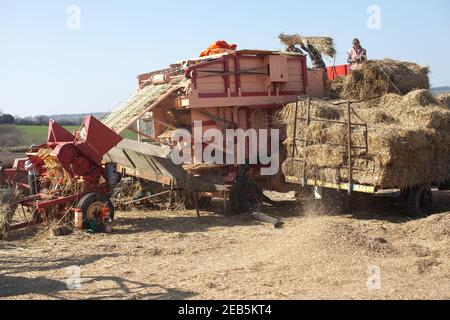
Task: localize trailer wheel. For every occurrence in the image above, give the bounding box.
[407,185,433,218]
[78,193,115,232]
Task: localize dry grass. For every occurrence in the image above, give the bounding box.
[437,93,450,108]
[279,33,336,57]
[1,198,449,300]
[327,59,430,100]
[0,189,20,241]
[0,125,24,152]
[278,89,450,189]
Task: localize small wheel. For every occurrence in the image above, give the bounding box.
[78,193,115,232]
[407,185,433,218]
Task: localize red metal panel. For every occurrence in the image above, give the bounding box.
[48,120,76,143]
[327,64,350,80]
[198,93,229,98]
[279,90,305,95]
[189,53,307,102]
[36,194,80,210]
[241,92,270,97]
[234,56,241,94]
[76,116,123,164]
[301,56,308,90]
[224,59,230,95]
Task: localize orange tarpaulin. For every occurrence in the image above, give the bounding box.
[200,40,237,57]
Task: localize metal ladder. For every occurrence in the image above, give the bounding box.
[290,97,369,195]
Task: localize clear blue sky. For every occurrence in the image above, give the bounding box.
[1,0,449,117]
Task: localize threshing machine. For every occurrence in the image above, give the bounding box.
[101,49,333,213]
[0,116,123,239]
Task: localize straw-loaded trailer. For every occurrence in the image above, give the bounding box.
[2,45,445,238]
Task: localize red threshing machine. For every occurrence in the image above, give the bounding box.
[0,116,123,239]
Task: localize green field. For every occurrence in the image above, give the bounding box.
[0,125,137,152]
[17,125,137,142]
[17,125,80,144]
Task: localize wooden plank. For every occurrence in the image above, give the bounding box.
[116,139,172,159]
[126,150,162,175]
[105,148,135,168]
[285,176,376,194]
[251,212,283,229]
[117,165,173,186]
[108,140,188,185]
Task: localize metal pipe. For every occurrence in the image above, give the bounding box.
[292,98,299,158]
[347,101,353,195]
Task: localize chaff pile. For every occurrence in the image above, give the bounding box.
[327,59,430,100]
[279,89,450,189]
[279,33,336,58]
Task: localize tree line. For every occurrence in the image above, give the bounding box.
[0,112,82,126]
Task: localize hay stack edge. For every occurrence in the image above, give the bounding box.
[280,60,450,189]
[327,59,430,100]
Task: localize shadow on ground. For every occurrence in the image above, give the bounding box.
[0,251,195,300]
[114,213,258,235]
[1,253,120,276]
[0,273,195,300]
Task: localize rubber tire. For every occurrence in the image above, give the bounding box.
[407,185,433,218]
[78,193,115,230]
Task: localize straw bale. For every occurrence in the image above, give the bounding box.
[328,59,430,100]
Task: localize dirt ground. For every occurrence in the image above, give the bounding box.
[1,191,449,300]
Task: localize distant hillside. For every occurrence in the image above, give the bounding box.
[13,112,110,126]
[431,86,450,95]
[49,112,106,122]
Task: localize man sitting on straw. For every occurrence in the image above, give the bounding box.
[348,38,367,71]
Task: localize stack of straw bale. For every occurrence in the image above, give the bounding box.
[279,89,450,189]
